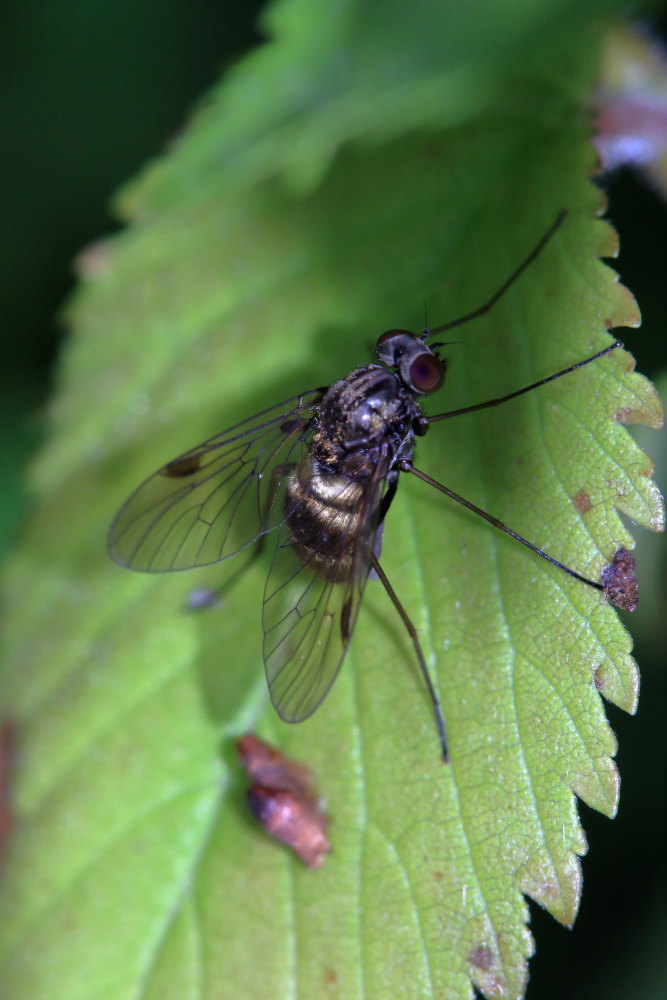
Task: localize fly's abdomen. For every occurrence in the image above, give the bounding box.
[285,458,366,583]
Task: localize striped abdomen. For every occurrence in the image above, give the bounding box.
[284,456,367,583]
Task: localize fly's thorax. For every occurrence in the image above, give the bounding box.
[312,365,420,468]
[284,455,367,582]
[282,365,420,583]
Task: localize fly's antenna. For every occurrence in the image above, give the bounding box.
[428,339,468,351]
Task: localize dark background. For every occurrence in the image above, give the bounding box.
[1,3,665,998]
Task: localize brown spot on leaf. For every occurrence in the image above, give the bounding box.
[469,945,494,971]
[572,490,592,514]
[593,665,605,691]
[323,967,338,986]
[614,406,633,424]
[614,404,657,424]
[601,548,638,611]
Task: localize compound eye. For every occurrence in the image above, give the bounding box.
[410,353,445,393]
[376,328,412,348]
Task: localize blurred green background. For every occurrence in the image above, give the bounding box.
[0,2,665,997]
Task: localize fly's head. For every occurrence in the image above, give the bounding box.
[375,329,446,396]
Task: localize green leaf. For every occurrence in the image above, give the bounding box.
[1,2,663,999]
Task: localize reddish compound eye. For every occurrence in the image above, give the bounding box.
[410,353,445,393]
[375,328,412,348]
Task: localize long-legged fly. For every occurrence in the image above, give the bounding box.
[108,213,627,761]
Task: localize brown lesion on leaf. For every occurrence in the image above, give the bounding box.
[323,967,338,986]
[613,404,659,425]
[469,945,494,971]
[593,665,605,691]
[614,406,634,424]
[572,489,592,514]
[601,548,638,611]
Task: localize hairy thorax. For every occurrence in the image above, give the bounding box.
[284,366,422,581]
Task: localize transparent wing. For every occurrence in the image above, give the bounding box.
[262,450,390,722]
[108,390,324,571]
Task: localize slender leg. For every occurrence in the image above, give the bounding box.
[378,476,399,525]
[369,550,449,762]
[402,463,604,593]
[428,341,623,423]
[428,211,567,337]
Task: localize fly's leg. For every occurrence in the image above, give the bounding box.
[369,550,449,762]
[401,462,604,593]
[378,475,399,525]
[428,341,622,423]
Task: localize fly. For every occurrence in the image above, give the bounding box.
[108,212,625,761]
